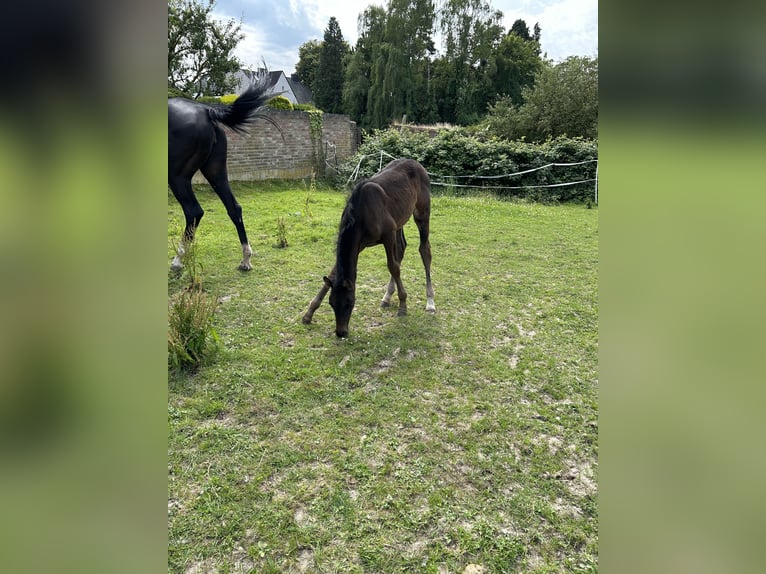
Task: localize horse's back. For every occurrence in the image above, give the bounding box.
[375,159,430,215]
[375,159,429,192]
[378,158,428,182]
[168,98,219,176]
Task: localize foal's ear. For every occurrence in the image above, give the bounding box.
[323,276,332,288]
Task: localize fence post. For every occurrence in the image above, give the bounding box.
[594,161,599,205]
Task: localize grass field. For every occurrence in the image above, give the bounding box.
[168,181,598,574]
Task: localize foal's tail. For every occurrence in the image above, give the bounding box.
[207,75,281,134]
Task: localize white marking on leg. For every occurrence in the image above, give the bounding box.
[171,243,186,270]
[381,277,396,306]
[239,243,253,271]
[425,284,435,312]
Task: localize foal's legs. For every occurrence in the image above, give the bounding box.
[381,228,407,308]
[302,266,336,324]
[383,232,408,316]
[169,175,204,271]
[200,129,253,271]
[414,214,436,313]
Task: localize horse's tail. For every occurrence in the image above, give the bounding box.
[207,76,280,134]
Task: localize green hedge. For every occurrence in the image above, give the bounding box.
[339,128,598,203]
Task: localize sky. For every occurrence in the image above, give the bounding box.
[213,0,597,76]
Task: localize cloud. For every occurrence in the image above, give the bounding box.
[213,0,597,75]
[214,0,366,74]
[499,0,598,61]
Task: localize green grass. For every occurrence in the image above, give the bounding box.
[168,181,598,573]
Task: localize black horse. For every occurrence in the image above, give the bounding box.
[302,159,435,337]
[168,77,277,271]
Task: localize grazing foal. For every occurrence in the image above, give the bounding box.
[302,158,435,337]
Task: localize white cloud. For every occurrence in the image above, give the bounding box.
[213,0,597,75]
[498,0,598,62]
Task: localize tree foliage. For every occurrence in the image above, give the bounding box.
[491,31,542,106]
[295,39,322,94]
[168,0,244,98]
[484,56,598,141]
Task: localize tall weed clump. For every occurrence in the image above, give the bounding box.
[168,288,219,371]
[168,237,219,371]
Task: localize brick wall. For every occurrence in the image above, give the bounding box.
[192,109,360,183]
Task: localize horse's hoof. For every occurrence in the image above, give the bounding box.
[397,308,407,317]
[426,306,436,314]
[301,315,312,324]
[380,301,391,308]
[238,263,253,271]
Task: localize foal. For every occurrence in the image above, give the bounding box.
[302,159,435,337]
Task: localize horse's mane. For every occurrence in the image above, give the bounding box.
[338,178,368,234]
[334,178,370,277]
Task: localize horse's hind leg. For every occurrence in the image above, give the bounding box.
[382,229,406,307]
[383,234,408,316]
[414,214,435,313]
[200,132,253,271]
[169,175,204,271]
[302,266,336,324]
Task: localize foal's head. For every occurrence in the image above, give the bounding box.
[326,276,355,338]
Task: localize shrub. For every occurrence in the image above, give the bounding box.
[268,96,294,110]
[220,94,238,105]
[338,127,598,202]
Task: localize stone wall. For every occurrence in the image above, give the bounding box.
[192,109,360,183]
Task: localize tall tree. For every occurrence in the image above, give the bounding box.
[295,39,322,95]
[314,17,349,113]
[168,0,243,98]
[366,0,436,128]
[491,31,542,105]
[343,5,387,127]
[436,0,504,124]
[510,18,532,41]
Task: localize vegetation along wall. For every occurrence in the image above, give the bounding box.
[192,109,360,183]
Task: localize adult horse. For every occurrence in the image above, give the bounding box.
[168,78,278,271]
[302,158,435,338]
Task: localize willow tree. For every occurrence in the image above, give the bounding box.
[366,0,436,129]
[343,5,387,127]
[434,0,504,124]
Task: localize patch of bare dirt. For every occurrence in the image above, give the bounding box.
[552,497,583,519]
[296,548,314,572]
[294,506,311,528]
[185,558,217,574]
